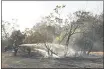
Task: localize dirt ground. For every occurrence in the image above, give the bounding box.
[2,51,103,68]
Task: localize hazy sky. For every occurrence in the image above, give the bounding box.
[2,1,103,31]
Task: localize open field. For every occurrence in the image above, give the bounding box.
[2,51,103,68]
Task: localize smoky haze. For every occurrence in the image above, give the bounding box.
[1,1,103,68]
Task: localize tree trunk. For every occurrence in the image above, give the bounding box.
[64,34,71,57]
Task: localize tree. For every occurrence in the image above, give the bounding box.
[56,11,85,56]
[23,24,54,44]
[21,5,103,57]
[2,20,19,51]
[10,30,25,56]
[73,11,103,55]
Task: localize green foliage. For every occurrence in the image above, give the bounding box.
[10,30,25,46]
[2,5,103,54]
[74,11,103,52]
[23,6,103,54]
[23,23,56,44]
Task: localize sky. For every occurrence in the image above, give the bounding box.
[2,1,103,32]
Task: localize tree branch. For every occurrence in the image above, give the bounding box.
[44,43,58,56]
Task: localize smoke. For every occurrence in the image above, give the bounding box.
[19,43,78,58]
[19,39,103,58]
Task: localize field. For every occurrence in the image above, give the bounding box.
[2,51,103,68]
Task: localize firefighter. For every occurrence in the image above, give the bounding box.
[13,41,18,56]
[26,47,31,56]
[4,46,8,52]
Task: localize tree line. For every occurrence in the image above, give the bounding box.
[2,5,103,57]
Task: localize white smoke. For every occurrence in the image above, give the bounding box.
[19,43,102,58]
[19,43,77,58]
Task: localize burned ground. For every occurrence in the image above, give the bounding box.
[2,51,103,68]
